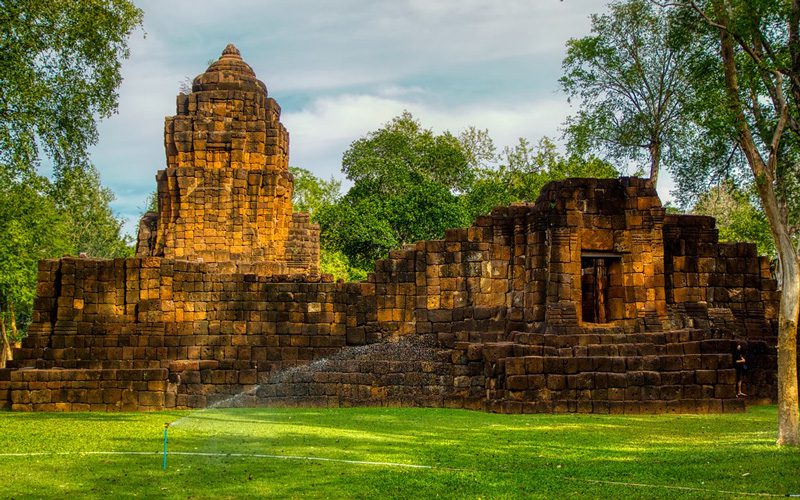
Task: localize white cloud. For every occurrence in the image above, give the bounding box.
[93,0,633,237]
[283,91,569,181]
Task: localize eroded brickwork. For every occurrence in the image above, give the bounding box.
[2,46,788,414]
[5,177,786,412]
[138,44,317,274]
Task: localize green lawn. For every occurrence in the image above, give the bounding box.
[1,406,798,499]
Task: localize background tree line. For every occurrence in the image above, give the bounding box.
[292,112,620,282]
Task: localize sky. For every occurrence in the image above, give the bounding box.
[90,0,676,236]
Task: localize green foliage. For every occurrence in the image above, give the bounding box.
[342,111,475,193]
[457,126,497,169]
[316,197,397,272]
[560,0,696,181]
[665,4,759,206]
[692,183,775,258]
[319,114,620,278]
[0,0,141,335]
[462,138,619,220]
[286,166,363,281]
[0,0,143,178]
[316,178,469,272]
[52,165,133,258]
[289,166,341,217]
[143,190,158,213]
[319,113,474,274]
[0,407,798,497]
[0,167,130,336]
[319,248,367,282]
[668,0,800,208]
[0,176,70,330]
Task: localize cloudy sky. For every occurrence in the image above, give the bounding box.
[90,0,674,236]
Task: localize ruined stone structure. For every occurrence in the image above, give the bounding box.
[137,43,319,275]
[0,46,787,414]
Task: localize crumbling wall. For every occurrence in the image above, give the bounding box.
[664,215,779,335]
[137,44,318,275]
[4,178,784,411]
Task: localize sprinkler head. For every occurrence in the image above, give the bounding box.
[164,422,171,429]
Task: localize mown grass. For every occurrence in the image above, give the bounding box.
[0,405,798,499]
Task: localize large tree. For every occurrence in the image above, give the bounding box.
[664,0,800,446]
[0,0,143,178]
[561,0,695,186]
[318,113,474,274]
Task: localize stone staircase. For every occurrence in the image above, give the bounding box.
[473,328,747,413]
[253,335,477,409]
[248,327,760,414]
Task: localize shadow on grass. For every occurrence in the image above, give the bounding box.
[1,406,798,498]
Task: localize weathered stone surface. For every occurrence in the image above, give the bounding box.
[136,44,319,275]
[4,46,792,414]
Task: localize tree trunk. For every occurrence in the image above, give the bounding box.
[8,303,17,361]
[716,11,800,445]
[776,254,800,446]
[0,310,11,369]
[648,141,660,187]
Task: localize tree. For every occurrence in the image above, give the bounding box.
[342,111,476,194]
[53,165,133,258]
[666,0,800,446]
[462,137,620,220]
[0,0,143,179]
[317,175,469,273]
[692,182,775,257]
[0,0,142,360]
[458,126,497,169]
[289,166,341,217]
[561,0,695,185]
[0,177,70,366]
[319,113,474,275]
[286,166,365,281]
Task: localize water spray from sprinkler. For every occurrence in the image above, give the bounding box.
[162,422,170,471]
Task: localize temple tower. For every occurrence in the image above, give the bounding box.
[136,44,319,274]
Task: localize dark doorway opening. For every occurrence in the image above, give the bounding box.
[581,253,622,324]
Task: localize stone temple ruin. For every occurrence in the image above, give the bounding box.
[0,45,788,413]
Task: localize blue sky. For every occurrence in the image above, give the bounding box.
[89,0,676,236]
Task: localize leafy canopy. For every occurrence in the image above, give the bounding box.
[342,111,475,194]
[560,0,695,184]
[0,0,142,338]
[316,113,619,278]
[0,0,143,178]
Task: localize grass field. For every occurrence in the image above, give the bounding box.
[1,405,798,499]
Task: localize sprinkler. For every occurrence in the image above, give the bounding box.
[162,422,170,471]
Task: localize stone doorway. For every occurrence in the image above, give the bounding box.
[581,252,622,324]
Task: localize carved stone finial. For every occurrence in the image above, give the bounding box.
[222,43,241,58]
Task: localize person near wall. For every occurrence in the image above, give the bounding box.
[734,343,748,397]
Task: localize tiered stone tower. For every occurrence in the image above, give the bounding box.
[137,44,318,275]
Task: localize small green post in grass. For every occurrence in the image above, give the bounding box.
[162,422,170,471]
